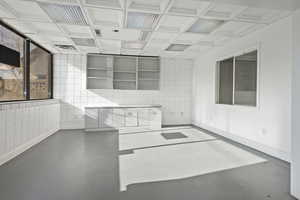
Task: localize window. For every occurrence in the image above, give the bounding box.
[216,50,258,106]
[0,22,53,102]
[0,25,25,101]
[29,43,52,99]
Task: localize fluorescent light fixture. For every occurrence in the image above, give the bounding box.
[127,12,159,30]
[39,2,87,25]
[71,38,96,47]
[166,44,191,51]
[122,41,145,50]
[187,18,224,34]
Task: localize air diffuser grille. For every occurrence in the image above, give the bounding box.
[39,2,87,25]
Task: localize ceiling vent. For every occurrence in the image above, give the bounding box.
[166,44,191,51]
[71,38,96,46]
[127,12,159,30]
[186,18,224,34]
[39,2,87,25]
[55,44,77,50]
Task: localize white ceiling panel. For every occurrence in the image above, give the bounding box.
[4,0,51,22]
[203,3,247,20]
[174,33,211,45]
[149,31,177,43]
[212,21,258,37]
[87,7,123,28]
[100,28,141,41]
[84,0,123,9]
[77,46,99,53]
[2,19,36,34]
[156,15,196,33]
[28,22,64,35]
[99,39,121,50]
[127,0,169,14]
[120,49,142,55]
[60,24,93,37]
[167,0,211,16]
[235,7,290,24]
[0,2,16,18]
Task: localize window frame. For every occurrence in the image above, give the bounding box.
[0,20,53,103]
[215,46,260,108]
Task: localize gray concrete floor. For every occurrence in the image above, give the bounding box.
[0,129,296,200]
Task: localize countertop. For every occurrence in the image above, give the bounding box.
[85,104,162,109]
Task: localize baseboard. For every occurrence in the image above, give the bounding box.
[193,122,291,162]
[0,128,59,166]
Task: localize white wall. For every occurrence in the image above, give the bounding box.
[291,9,300,200]
[53,54,193,129]
[0,100,60,166]
[192,16,293,162]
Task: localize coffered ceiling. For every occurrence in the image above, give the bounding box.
[0,0,294,58]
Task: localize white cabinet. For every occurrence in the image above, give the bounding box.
[125,109,138,127]
[85,106,162,131]
[85,108,99,130]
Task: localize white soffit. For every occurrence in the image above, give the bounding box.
[4,0,51,22]
[87,7,123,28]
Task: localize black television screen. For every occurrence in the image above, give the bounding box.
[0,44,20,68]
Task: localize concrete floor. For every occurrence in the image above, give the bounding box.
[0,129,296,200]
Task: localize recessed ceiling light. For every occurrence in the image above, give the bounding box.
[39,2,87,25]
[122,41,145,50]
[166,44,191,51]
[186,18,225,34]
[127,12,159,30]
[71,38,96,47]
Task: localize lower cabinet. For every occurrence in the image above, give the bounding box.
[85,106,162,131]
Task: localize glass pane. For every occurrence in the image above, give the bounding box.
[217,57,234,105]
[234,50,257,106]
[30,43,51,99]
[0,25,25,101]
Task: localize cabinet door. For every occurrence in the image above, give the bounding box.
[99,109,113,128]
[113,108,125,128]
[138,108,150,127]
[149,108,162,129]
[85,108,99,129]
[125,109,138,127]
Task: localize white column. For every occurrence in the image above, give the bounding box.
[291,9,300,199]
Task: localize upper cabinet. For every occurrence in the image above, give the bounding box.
[86,54,160,90]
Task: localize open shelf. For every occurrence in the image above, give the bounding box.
[87,54,160,90]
